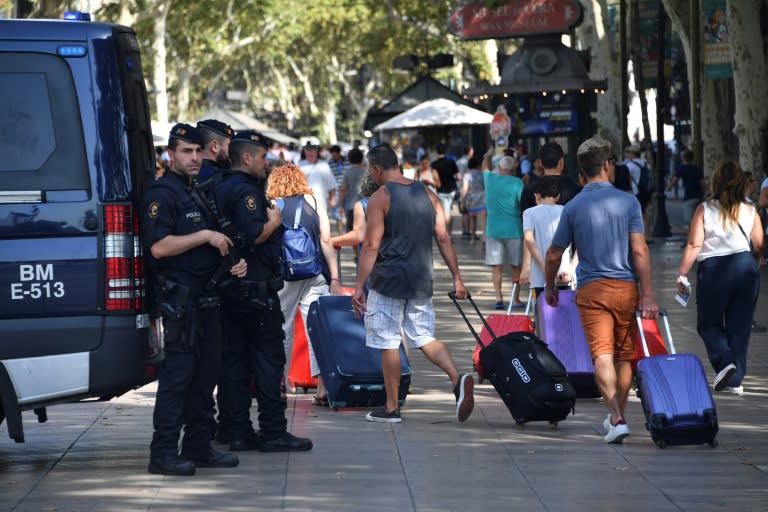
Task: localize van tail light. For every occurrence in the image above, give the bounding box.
[103,203,145,312]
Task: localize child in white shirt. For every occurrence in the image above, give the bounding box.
[520,176,577,296]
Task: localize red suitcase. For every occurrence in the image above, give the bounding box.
[288,249,354,393]
[631,316,668,372]
[473,283,534,382]
[288,311,318,392]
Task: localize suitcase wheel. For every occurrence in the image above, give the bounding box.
[708,438,718,448]
[549,421,558,428]
[654,439,667,449]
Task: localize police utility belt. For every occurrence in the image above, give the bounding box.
[240,276,283,300]
[158,278,222,319]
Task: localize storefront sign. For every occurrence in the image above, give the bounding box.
[448,0,584,40]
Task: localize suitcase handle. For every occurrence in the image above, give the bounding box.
[448,292,498,348]
[505,280,535,317]
[635,309,676,357]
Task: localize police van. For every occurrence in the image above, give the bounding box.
[0,13,157,442]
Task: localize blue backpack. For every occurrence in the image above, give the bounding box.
[281,196,323,281]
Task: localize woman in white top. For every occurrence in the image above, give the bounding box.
[677,160,764,395]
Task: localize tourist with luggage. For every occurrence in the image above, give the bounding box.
[544,136,659,444]
[352,143,474,424]
[266,163,341,405]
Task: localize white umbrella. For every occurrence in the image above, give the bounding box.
[372,98,493,132]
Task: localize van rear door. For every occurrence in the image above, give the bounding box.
[0,48,100,335]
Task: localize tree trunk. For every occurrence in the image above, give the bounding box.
[631,0,652,145]
[287,57,318,117]
[663,0,721,175]
[727,0,768,178]
[322,100,337,144]
[482,39,500,85]
[116,0,136,27]
[700,78,726,175]
[176,66,192,123]
[151,1,171,124]
[589,0,623,151]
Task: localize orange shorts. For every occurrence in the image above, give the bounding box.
[575,279,638,361]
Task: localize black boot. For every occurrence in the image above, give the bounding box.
[181,447,239,468]
[254,431,313,453]
[148,454,196,476]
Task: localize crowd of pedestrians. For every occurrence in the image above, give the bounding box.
[145,119,764,475]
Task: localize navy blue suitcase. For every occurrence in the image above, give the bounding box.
[635,311,719,448]
[306,295,410,409]
[536,290,600,398]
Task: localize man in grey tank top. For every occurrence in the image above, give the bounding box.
[352,144,475,424]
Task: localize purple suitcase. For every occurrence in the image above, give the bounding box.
[635,311,718,448]
[536,289,600,398]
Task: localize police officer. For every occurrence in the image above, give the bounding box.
[214,131,313,452]
[196,118,235,182]
[193,118,237,440]
[143,124,247,476]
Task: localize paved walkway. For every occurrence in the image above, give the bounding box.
[2,198,767,511]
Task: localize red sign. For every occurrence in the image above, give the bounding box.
[448,0,584,40]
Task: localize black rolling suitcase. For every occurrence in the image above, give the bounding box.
[450,292,576,425]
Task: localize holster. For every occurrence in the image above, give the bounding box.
[236,277,283,310]
[157,279,197,353]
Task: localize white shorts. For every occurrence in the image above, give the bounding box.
[437,192,455,217]
[485,237,522,266]
[364,289,435,350]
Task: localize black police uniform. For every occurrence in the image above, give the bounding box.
[214,170,288,442]
[213,132,312,452]
[142,125,238,475]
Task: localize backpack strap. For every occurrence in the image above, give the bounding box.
[293,196,304,228]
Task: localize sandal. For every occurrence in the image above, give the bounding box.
[312,395,329,406]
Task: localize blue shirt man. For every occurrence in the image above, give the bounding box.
[545,136,658,446]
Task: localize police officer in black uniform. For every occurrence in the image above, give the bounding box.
[196,118,235,183]
[143,124,247,476]
[214,131,313,452]
[193,118,237,440]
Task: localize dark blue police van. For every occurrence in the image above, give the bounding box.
[0,14,157,442]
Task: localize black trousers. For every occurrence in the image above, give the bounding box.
[218,295,287,440]
[150,307,222,459]
[696,251,759,387]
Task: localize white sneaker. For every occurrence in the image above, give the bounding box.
[604,421,630,444]
[713,363,736,391]
[603,414,612,434]
[724,385,744,396]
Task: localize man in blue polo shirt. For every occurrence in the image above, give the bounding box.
[544,136,659,445]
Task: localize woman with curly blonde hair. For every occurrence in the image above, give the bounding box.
[267,164,340,404]
[677,160,764,395]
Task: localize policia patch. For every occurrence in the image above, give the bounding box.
[245,195,257,210]
[148,201,160,218]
